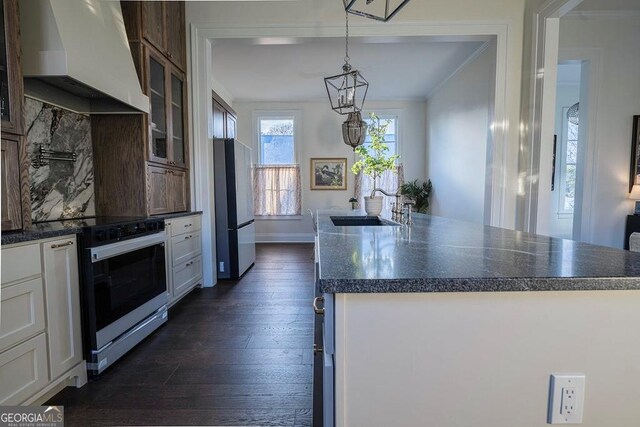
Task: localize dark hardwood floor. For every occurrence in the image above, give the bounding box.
[46,243,315,426]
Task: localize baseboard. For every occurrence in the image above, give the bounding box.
[255,233,315,243]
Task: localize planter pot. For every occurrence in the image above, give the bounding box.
[364,196,383,216]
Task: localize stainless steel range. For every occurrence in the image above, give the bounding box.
[78,217,168,375]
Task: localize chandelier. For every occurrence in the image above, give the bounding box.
[324,12,369,149]
[344,0,412,22]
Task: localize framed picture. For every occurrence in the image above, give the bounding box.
[631,115,640,193]
[311,158,347,190]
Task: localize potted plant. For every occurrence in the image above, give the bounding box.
[351,113,400,215]
[400,179,433,213]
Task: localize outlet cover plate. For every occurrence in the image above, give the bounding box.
[548,374,586,424]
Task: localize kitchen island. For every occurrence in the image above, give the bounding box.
[314,210,640,427]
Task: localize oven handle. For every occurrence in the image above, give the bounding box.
[90,233,166,263]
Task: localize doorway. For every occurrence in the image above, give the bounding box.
[548,61,582,239]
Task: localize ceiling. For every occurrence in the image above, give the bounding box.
[211,37,487,102]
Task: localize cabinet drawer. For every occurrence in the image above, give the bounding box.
[1,243,41,284]
[0,278,45,352]
[171,231,201,266]
[0,333,48,405]
[172,255,202,297]
[169,215,201,236]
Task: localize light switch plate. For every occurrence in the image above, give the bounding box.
[548,374,585,424]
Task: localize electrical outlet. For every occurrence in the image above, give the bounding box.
[219,261,225,272]
[548,374,585,424]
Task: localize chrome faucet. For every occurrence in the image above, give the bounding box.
[371,188,414,224]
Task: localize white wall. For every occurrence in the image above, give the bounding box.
[558,13,640,248]
[335,290,640,427]
[426,42,496,224]
[549,82,580,239]
[234,100,427,242]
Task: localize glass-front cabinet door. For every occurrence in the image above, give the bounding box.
[1,0,23,135]
[149,54,168,164]
[0,1,10,125]
[170,71,185,167]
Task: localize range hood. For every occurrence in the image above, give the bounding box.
[20,0,149,114]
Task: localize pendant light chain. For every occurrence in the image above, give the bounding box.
[344,11,350,68]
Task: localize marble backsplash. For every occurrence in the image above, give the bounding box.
[25,98,95,221]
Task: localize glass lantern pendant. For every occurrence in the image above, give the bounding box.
[324,64,369,115]
[344,0,412,22]
[324,11,369,116]
[342,111,368,150]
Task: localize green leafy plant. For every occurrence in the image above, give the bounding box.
[400,179,433,213]
[351,113,400,195]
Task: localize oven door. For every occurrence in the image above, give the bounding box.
[86,233,167,350]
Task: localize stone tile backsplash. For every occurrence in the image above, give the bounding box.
[25,98,95,222]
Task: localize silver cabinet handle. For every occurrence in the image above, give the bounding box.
[184,235,193,240]
[313,296,325,315]
[51,241,74,249]
[313,343,323,355]
[186,261,194,267]
[184,223,192,227]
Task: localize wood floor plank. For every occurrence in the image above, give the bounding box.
[65,409,297,427]
[88,383,312,410]
[166,364,313,385]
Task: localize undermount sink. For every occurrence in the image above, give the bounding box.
[330,216,399,227]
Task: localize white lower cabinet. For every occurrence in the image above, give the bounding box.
[0,277,45,351]
[165,214,203,306]
[0,236,86,405]
[0,333,49,405]
[42,238,83,380]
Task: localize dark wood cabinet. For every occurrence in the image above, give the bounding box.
[147,164,170,215]
[93,1,189,217]
[121,1,186,71]
[1,0,30,231]
[213,93,238,140]
[1,137,22,230]
[147,164,187,215]
[145,45,187,169]
[168,168,187,212]
[141,1,165,53]
[1,0,23,135]
[165,1,186,69]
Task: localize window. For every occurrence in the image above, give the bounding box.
[558,104,578,214]
[259,118,295,164]
[355,114,403,211]
[363,114,398,158]
[253,112,301,216]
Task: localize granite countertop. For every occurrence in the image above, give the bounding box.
[317,210,640,293]
[1,211,203,246]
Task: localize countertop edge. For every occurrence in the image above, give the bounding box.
[318,276,640,294]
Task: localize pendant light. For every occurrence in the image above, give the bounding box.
[324,11,369,149]
[342,112,368,150]
[344,0,411,22]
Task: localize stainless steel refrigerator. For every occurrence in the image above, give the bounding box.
[214,138,256,279]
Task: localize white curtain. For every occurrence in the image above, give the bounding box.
[354,163,404,213]
[253,165,301,216]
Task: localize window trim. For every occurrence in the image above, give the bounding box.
[252,110,301,165]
